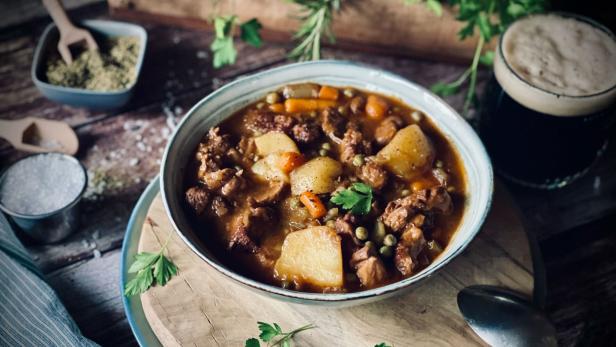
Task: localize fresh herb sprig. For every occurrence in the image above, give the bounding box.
[330,182,373,215]
[430,0,546,116]
[210,15,263,68]
[374,343,393,347]
[124,219,178,296]
[245,321,316,347]
[288,0,341,61]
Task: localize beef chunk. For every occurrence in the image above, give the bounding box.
[350,245,387,288]
[211,196,229,217]
[244,109,295,134]
[340,128,372,165]
[203,127,232,158]
[254,180,287,205]
[292,122,321,145]
[185,186,210,215]
[426,186,453,214]
[381,187,452,232]
[358,158,388,190]
[394,225,426,276]
[321,107,345,141]
[227,204,274,253]
[432,168,449,187]
[374,116,404,145]
[220,175,245,198]
[349,96,366,115]
[200,168,235,190]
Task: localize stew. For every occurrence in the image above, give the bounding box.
[184,83,466,293]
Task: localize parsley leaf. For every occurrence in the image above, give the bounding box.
[330,182,373,215]
[240,19,263,47]
[210,16,263,68]
[375,343,393,347]
[124,223,178,296]
[247,322,316,347]
[245,338,260,347]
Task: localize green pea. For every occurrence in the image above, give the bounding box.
[401,189,410,197]
[364,241,375,250]
[319,149,329,157]
[355,226,369,241]
[383,234,397,246]
[324,207,339,221]
[256,102,265,110]
[265,92,280,104]
[372,221,386,244]
[435,160,444,168]
[352,154,364,167]
[321,142,332,150]
[309,111,317,118]
[379,245,394,258]
[337,105,348,115]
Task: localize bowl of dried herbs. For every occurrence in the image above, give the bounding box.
[31,19,147,110]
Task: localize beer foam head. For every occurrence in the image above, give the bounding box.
[495,13,616,116]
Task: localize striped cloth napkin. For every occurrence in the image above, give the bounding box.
[0,213,98,347]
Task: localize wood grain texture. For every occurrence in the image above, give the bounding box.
[107,0,495,63]
[135,182,533,347]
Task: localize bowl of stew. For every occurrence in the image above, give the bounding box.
[160,61,493,306]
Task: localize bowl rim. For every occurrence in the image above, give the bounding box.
[161,60,494,302]
[31,19,148,95]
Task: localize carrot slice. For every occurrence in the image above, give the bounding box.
[269,103,285,113]
[278,152,305,173]
[318,86,339,100]
[365,95,389,119]
[284,99,337,113]
[300,191,327,219]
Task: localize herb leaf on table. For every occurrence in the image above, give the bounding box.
[245,321,316,346]
[429,0,547,116]
[124,221,178,296]
[210,16,263,68]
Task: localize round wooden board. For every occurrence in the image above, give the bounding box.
[138,181,534,346]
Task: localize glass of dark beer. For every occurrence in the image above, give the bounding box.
[480,13,616,189]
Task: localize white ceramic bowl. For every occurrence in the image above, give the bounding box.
[160,61,493,306]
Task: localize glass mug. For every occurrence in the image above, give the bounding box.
[479,13,616,189]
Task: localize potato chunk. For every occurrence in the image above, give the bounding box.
[274,226,343,288]
[252,153,289,183]
[376,124,435,180]
[290,157,343,195]
[254,132,299,156]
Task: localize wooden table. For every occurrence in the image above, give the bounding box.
[1,3,615,346]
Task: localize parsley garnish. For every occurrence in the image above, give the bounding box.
[330,182,373,215]
[245,322,316,347]
[374,343,393,347]
[288,0,340,61]
[124,219,178,296]
[210,16,263,69]
[428,0,546,116]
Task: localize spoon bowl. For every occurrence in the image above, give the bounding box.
[458,285,557,347]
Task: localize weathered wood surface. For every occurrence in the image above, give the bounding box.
[1,3,615,346]
[107,0,493,63]
[138,188,532,347]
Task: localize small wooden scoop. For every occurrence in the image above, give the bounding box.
[0,117,79,155]
[42,0,98,65]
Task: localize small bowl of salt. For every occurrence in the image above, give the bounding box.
[0,153,87,243]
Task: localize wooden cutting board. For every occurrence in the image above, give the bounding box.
[138,181,535,346]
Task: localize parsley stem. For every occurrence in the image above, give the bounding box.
[463,34,485,116]
[269,324,316,346]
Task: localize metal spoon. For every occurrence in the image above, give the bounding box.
[458,285,557,347]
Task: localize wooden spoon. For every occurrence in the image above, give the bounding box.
[0,117,79,155]
[42,0,98,65]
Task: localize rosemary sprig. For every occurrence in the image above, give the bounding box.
[288,0,341,61]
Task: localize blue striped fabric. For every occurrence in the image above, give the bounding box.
[0,213,98,347]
